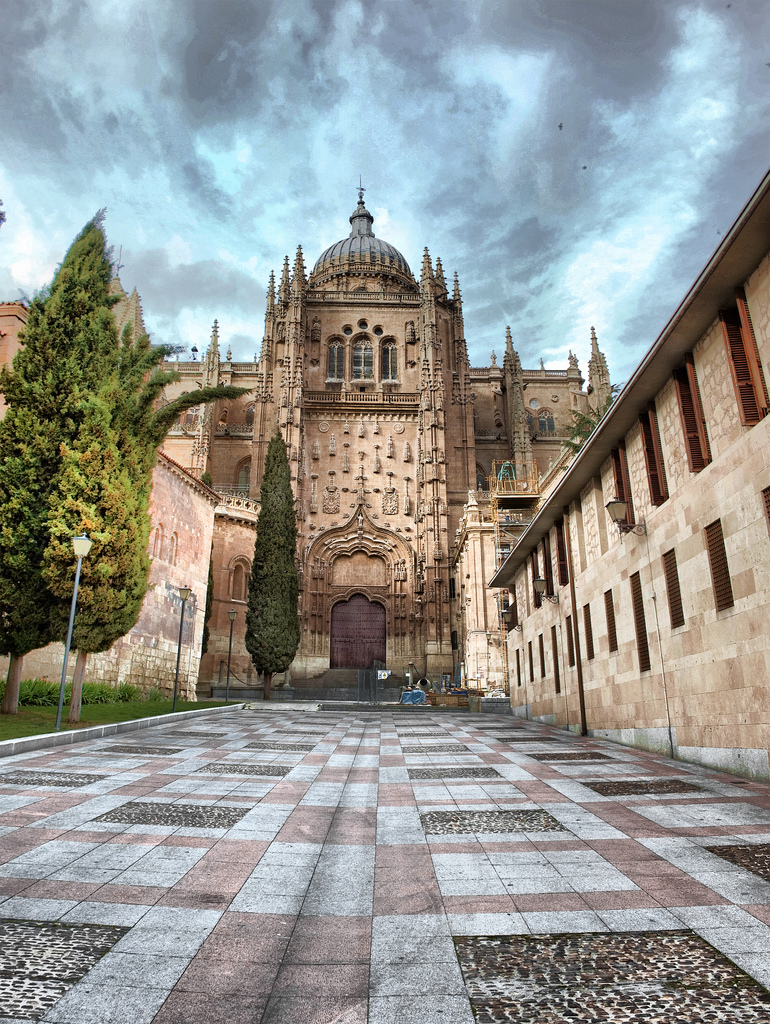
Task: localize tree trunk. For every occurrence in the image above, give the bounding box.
[1,653,23,715]
[263,671,272,701]
[68,650,88,723]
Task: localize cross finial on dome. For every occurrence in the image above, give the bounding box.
[358,176,365,203]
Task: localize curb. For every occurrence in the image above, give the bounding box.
[0,703,247,760]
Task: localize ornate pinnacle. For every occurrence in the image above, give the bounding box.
[452,271,462,302]
[434,257,447,294]
[291,246,306,294]
[278,256,291,302]
[420,247,434,287]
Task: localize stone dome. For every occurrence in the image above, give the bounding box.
[309,195,416,291]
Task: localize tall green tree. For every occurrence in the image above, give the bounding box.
[201,545,214,656]
[245,431,299,700]
[1,214,246,716]
[0,214,119,712]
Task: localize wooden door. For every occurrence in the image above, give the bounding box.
[330,595,386,668]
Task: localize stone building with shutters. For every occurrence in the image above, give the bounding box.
[155,190,608,692]
[490,169,770,779]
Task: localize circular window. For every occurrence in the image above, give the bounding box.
[374,326,383,336]
[358,319,368,330]
[343,325,353,336]
[529,398,540,410]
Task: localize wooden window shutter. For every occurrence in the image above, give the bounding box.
[630,571,651,672]
[516,648,522,688]
[528,641,534,682]
[510,590,519,630]
[555,519,569,586]
[583,603,595,660]
[639,403,668,505]
[662,549,685,629]
[704,519,734,611]
[604,589,618,653]
[531,551,541,608]
[611,443,635,524]
[565,614,575,667]
[673,354,711,472]
[539,633,546,678]
[720,301,767,425]
[551,625,560,694]
[736,289,769,416]
[543,532,554,595]
[763,486,770,539]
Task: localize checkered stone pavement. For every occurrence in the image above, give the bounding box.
[2,707,770,1024]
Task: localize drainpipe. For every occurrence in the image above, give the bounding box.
[563,507,587,736]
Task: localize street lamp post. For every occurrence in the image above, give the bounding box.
[226,609,236,705]
[55,534,93,732]
[173,586,192,713]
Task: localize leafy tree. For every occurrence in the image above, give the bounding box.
[1,213,247,716]
[562,386,621,454]
[245,431,299,700]
[201,470,213,488]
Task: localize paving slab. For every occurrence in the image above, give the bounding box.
[2,708,770,1021]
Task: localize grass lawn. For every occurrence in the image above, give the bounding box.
[0,699,235,743]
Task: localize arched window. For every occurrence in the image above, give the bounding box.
[381,341,397,380]
[538,410,555,433]
[245,405,255,427]
[236,459,251,494]
[183,406,200,431]
[232,564,246,601]
[353,338,373,380]
[218,409,228,427]
[168,532,178,566]
[152,524,164,559]
[476,466,487,491]
[328,342,344,380]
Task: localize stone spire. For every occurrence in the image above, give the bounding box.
[278,255,291,303]
[434,257,447,298]
[587,326,612,409]
[266,270,275,311]
[452,271,462,304]
[204,320,220,386]
[502,326,532,480]
[420,248,434,292]
[291,246,306,296]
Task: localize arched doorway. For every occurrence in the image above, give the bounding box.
[330,595,386,668]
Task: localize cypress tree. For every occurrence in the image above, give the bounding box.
[245,431,299,700]
[202,545,214,656]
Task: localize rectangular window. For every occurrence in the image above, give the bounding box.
[516,648,522,688]
[538,633,546,679]
[381,344,398,380]
[551,625,560,694]
[673,353,712,472]
[720,295,768,425]
[583,603,595,660]
[565,614,575,667]
[531,551,541,608]
[639,402,668,505]
[611,443,635,525]
[542,532,554,595]
[630,571,651,672]
[604,589,618,653]
[554,519,569,586]
[528,641,534,682]
[763,485,770,539]
[662,549,685,629]
[353,344,373,380]
[509,590,519,630]
[449,577,456,599]
[705,519,734,611]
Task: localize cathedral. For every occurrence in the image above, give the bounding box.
[156,191,611,694]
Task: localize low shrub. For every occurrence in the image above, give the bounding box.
[146,686,165,702]
[116,682,141,703]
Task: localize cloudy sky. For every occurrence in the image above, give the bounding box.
[1,0,768,381]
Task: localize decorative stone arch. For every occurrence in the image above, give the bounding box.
[152,523,164,559]
[229,555,251,602]
[299,502,418,666]
[234,457,251,494]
